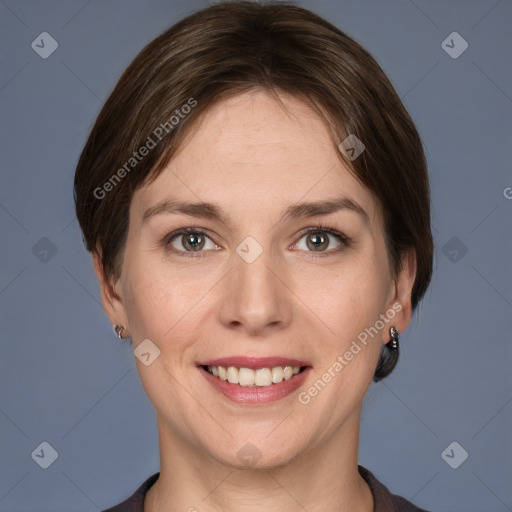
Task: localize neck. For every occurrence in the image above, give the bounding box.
[144,410,373,512]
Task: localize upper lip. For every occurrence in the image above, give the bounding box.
[198,357,311,369]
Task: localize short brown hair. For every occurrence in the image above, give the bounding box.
[74,0,433,381]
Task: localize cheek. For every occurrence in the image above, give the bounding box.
[299,259,390,410]
[294,255,390,347]
[120,253,218,343]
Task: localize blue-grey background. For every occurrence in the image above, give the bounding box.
[1,0,511,511]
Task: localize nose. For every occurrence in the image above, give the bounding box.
[218,248,292,337]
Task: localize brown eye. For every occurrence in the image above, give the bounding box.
[166,229,217,253]
[294,227,349,254]
[181,232,205,251]
[306,232,329,251]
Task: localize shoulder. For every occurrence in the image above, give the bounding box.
[358,465,432,512]
[102,472,160,512]
[100,467,430,512]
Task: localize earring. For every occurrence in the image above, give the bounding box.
[387,326,399,350]
[113,324,124,339]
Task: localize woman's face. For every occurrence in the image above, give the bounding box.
[97,90,414,468]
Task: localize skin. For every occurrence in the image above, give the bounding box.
[93,90,416,512]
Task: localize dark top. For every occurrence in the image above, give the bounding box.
[102,465,430,512]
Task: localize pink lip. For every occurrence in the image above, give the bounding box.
[199,357,311,369]
[198,365,312,404]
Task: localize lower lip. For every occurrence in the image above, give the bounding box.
[198,366,311,404]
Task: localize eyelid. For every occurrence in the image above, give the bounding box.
[163,226,220,257]
[291,224,351,255]
[294,224,350,244]
[162,223,351,256]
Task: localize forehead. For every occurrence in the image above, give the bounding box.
[131,90,379,226]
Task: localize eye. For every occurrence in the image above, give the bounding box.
[294,226,350,253]
[162,225,350,257]
[166,228,219,254]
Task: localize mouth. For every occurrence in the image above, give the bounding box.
[201,364,309,387]
[196,357,312,404]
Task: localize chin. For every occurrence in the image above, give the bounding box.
[202,434,304,472]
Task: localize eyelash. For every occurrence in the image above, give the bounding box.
[161,223,351,259]
[294,223,352,258]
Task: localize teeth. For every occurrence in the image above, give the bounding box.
[239,367,255,387]
[271,366,284,383]
[205,365,302,387]
[255,368,272,386]
[227,366,238,384]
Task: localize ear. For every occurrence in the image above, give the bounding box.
[92,250,129,335]
[381,248,417,343]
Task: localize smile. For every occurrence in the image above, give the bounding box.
[198,358,312,404]
[203,365,306,387]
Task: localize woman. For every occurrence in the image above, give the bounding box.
[74,1,433,511]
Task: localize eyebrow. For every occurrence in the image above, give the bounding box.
[142,197,369,226]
